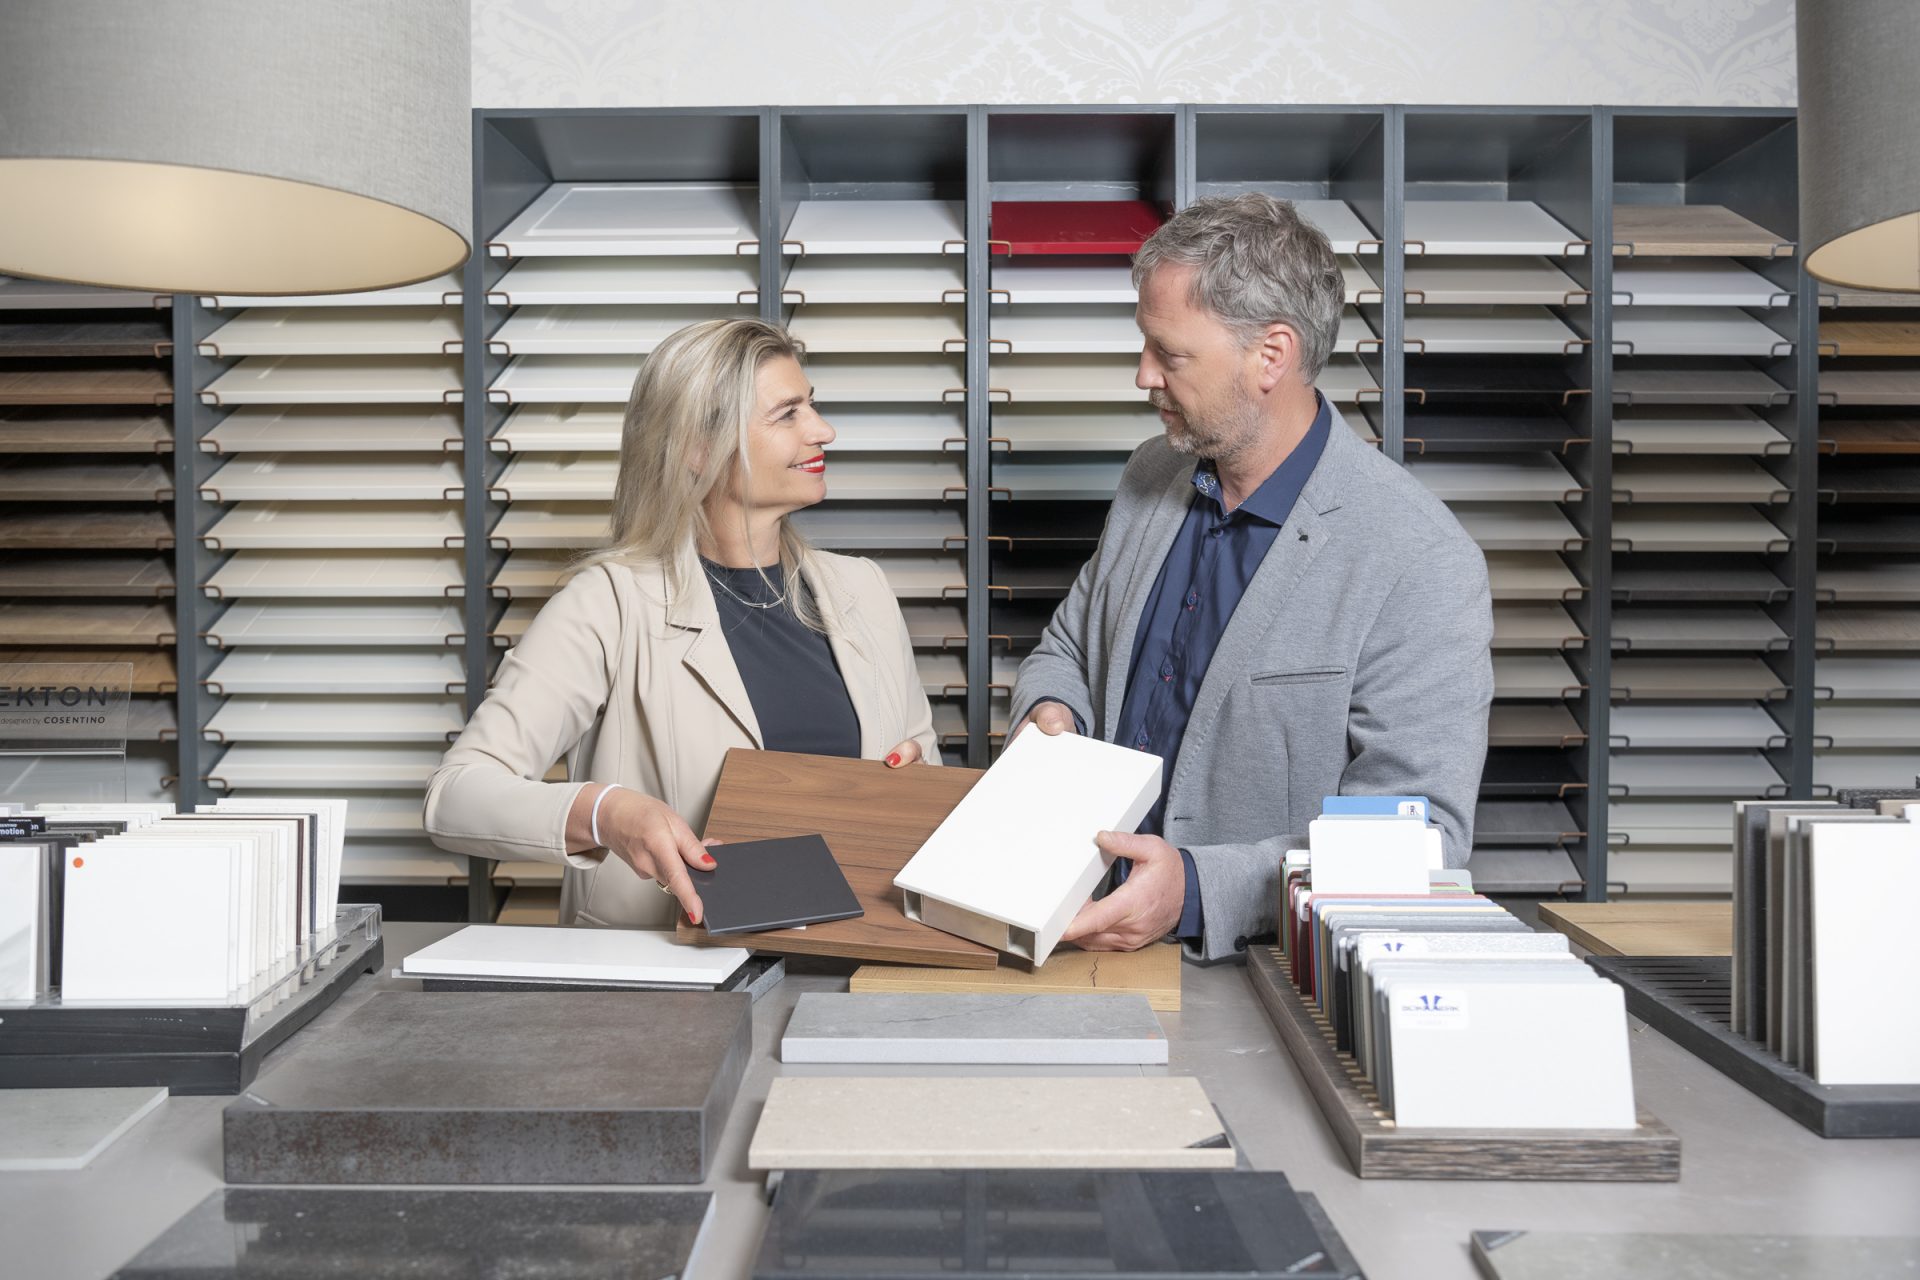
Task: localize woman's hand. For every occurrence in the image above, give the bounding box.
[883,739,924,769]
[581,785,714,924]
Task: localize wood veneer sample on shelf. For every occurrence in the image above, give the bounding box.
[0,506,173,550]
[1816,369,1920,406]
[1820,319,1920,358]
[675,749,998,969]
[0,646,176,693]
[0,458,173,502]
[0,601,177,647]
[0,408,171,453]
[0,316,172,358]
[0,364,171,406]
[0,553,173,598]
[989,201,1166,256]
[1611,204,1791,257]
[1819,419,1920,454]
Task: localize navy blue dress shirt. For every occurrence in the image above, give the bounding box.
[1111,393,1332,939]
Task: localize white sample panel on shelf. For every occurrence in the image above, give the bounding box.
[1609,704,1784,749]
[994,458,1128,500]
[491,505,611,550]
[788,306,966,353]
[806,354,965,402]
[1810,750,1920,789]
[488,257,757,306]
[783,199,965,254]
[791,506,966,550]
[493,552,575,599]
[204,601,461,647]
[0,276,168,310]
[205,551,465,599]
[491,455,618,502]
[1447,503,1583,551]
[1816,657,1920,700]
[1611,507,1788,553]
[1609,751,1785,797]
[200,456,463,503]
[872,553,967,598]
[784,256,965,303]
[1611,408,1786,455]
[491,355,641,404]
[993,355,1145,402]
[1613,308,1788,357]
[991,306,1142,354]
[200,503,465,550]
[1316,358,1380,405]
[822,457,966,500]
[1403,306,1578,354]
[490,601,535,647]
[491,183,759,257]
[990,258,1137,304]
[204,649,465,695]
[1612,458,1788,504]
[817,405,962,452]
[1612,606,1785,651]
[1485,551,1582,600]
[1402,257,1582,305]
[206,696,464,743]
[1294,199,1379,254]
[492,406,624,453]
[1613,260,1786,308]
[1815,705,1920,748]
[206,744,445,790]
[1816,561,1920,602]
[1404,201,1582,255]
[1407,454,1578,502]
[199,407,462,454]
[203,357,461,405]
[1608,800,1735,846]
[994,405,1159,452]
[199,273,463,310]
[343,795,434,838]
[490,305,743,356]
[199,309,461,357]
[896,603,967,645]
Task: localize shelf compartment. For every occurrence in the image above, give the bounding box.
[990,405,1160,453]
[789,306,966,354]
[200,456,463,503]
[988,201,1166,256]
[1817,514,1920,554]
[1400,257,1581,306]
[1609,703,1783,749]
[1612,460,1789,507]
[790,507,966,551]
[492,552,575,600]
[1810,750,1920,790]
[204,696,464,744]
[1820,320,1920,358]
[0,646,176,693]
[1612,308,1789,358]
[1490,603,1581,650]
[203,648,466,697]
[0,507,173,550]
[1292,200,1379,255]
[200,503,464,551]
[1818,419,1920,454]
[487,257,757,306]
[0,277,170,310]
[490,455,618,502]
[202,357,461,406]
[1612,407,1786,456]
[1407,453,1578,502]
[489,183,760,258]
[784,256,966,304]
[871,552,967,599]
[491,406,623,454]
[489,305,747,356]
[205,743,445,790]
[1607,800,1739,847]
[489,600,536,648]
[0,316,173,358]
[0,458,173,502]
[1815,657,1920,701]
[897,602,968,647]
[489,355,640,404]
[782,200,964,255]
[489,504,611,551]
[1609,751,1785,798]
[1402,359,1574,403]
[1817,462,1920,504]
[993,458,1128,501]
[203,551,465,600]
[1814,705,1920,750]
[202,602,462,648]
[1487,702,1586,748]
[1816,558,1920,602]
[1609,657,1787,702]
[0,601,176,647]
[1814,370,1920,406]
[1402,201,1582,256]
[0,364,172,406]
[0,553,173,599]
[1402,306,1578,354]
[1816,607,1920,651]
[990,258,1137,304]
[198,309,461,358]
[1402,410,1582,454]
[1473,797,1582,845]
[1611,260,1785,308]
[1611,606,1785,652]
[1447,504,1583,552]
[1485,551,1582,601]
[990,354,1146,403]
[1613,556,1788,603]
[0,408,171,454]
[1610,205,1791,258]
[1611,362,1788,406]
[198,272,464,311]
[804,354,966,403]
[818,405,963,453]
[198,406,463,454]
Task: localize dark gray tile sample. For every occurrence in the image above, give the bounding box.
[422,954,787,1002]
[110,1187,714,1278]
[1470,1229,1920,1280]
[690,834,863,934]
[223,991,750,1184]
[753,1169,1342,1278]
[781,991,1168,1064]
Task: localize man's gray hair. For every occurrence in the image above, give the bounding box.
[1132,192,1346,381]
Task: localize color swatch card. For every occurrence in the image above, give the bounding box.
[403,924,751,986]
[0,845,48,1001]
[894,729,1161,966]
[1306,815,1439,896]
[1806,819,1920,1084]
[689,834,863,935]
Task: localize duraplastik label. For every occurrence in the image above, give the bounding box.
[1394,989,1469,1030]
[1360,936,1428,959]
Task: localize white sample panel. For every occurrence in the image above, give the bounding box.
[493,552,575,599]
[199,273,463,310]
[894,729,1161,965]
[1815,705,1920,747]
[1612,459,1787,504]
[816,405,962,452]
[1811,750,1920,789]
[0,848,45,1001]
[491,455,619,502]
[1614,308,1789,357]
[990,258,1137,304]
[204,649,465,695]
[200,407,462,454]
[1448,504,1583,551]
[1613,260,1785,308]
[199,309,461,357]
[1816,657,1920,700]
[788,306,965,353]
[791,507,966,550]
[204,602,461,647]
[783,199,964,254]
[201,456,462,502]
[784,256,965,303]
[1611,408,1785,456]
[991,306,1142,354]
[489,257,757,305]
[1316,358,1379,404]
[59,845,235,1003]
[1404,201,1582,255]
[806,354,965,402]
[993,405,1159,452]
[491,505,610,550]
[206,697,464,743]
[1402,257,1581,305]
[1403,307,1578,354]
[1294,199,1379,254]
[493,406,624,453]
[1612,507,1789,553]
[201,503,465,550]
[872,553,967,598]
[207,744,445,789]
[203,357,461,405]
[403,924,751,984]
[1609,751,1784,796]
[205,551,464,599]
[1807,821,1920,1084]
[993,355,1144,402]
[822,457,965,500]
[1608,800,1735,846]
[491,182,759,257]
[491,305,742,355]
[994,458,1132,500]
[1612,606,1785,650]
[1407,454,1577,502]
[491,355,641,404]
[1610,704,1784,749]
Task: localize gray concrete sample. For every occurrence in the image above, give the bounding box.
[222,991,750,1184]
[780,992,1167,1064]
[109,1187,715,1278]
[1471,1229,1920,1279]
[0,1086,165,1171]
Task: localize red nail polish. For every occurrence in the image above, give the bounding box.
[703,854,716,866]
[886,752,901,767]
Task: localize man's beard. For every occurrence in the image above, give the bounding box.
[1152,385,1262,463]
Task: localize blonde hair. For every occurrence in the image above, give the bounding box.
[574,317,825,628]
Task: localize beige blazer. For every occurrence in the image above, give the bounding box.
[423,548,940,928]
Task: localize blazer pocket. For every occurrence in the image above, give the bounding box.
[1250,667,1348,687]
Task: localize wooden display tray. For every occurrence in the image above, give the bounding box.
[676,749,999,969]
[1246,946,1681,1180]
[1587,955,1920,1139]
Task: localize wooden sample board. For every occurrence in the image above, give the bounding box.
[851,941,1182,1011]
[1610,204,1791,257]
[676,749,998,968]
[1537,901,1733,958]
[1246,945,1681,1180]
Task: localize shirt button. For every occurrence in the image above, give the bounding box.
[1159,660,1174,677]
[1185,590,1198,606]
[1135,732,1150,749]
[1212,528,1224,539]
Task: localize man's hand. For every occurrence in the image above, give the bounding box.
[1061,831,1185,951]
[1011,700,1079,742]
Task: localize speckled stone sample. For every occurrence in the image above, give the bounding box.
[1471,1230,1920,1279]
[780,992,1167,1064]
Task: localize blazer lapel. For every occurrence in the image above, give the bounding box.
[666,554,764,749]
[1101,457,1201,739]
[803,557,886,759]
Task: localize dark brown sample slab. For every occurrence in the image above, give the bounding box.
[0,459,173,501]
[0,408,172,453]
[0,363,172,405]
[676,749,998,969]
[0,507,173,549]
[0,601,177,646]
[0,647,177,692]
[1820,419,1920,454]
[0,316,172,358]
[0,553,174,597]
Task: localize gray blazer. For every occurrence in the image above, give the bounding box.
[1011,411,1494,962]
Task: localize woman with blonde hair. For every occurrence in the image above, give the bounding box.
[425,318,937,929]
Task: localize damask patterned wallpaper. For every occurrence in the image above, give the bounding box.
[471,0,1797,109]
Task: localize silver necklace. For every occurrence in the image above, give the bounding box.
[704,562,786,611]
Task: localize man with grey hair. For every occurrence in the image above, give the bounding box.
[1011,192,1494,963]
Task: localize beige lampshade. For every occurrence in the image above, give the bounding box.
[0,0,470,296]
[1797,0,1920,293]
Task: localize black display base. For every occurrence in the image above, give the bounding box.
[1589,955,1920,1139]
[0,907,384,1096]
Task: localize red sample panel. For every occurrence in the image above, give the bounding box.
[990,200,1167,255]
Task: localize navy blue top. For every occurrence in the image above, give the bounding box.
[703,558,862,760]
[1110,393,1332,939]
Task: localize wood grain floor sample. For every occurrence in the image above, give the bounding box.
[1611,204,1791,257]
[0,553,174,597]
[0,600,177,646]
[0,507,174,549]
[851,940,1182,1011]
[0,364,172,405]
[0,409,172,453]
[0,647,177,692]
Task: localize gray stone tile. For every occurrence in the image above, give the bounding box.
[0,1086,166,1171]
[1471,1230,1920,1279]
[781,992,1168,1064]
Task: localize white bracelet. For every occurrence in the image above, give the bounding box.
[589,783,625,849]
